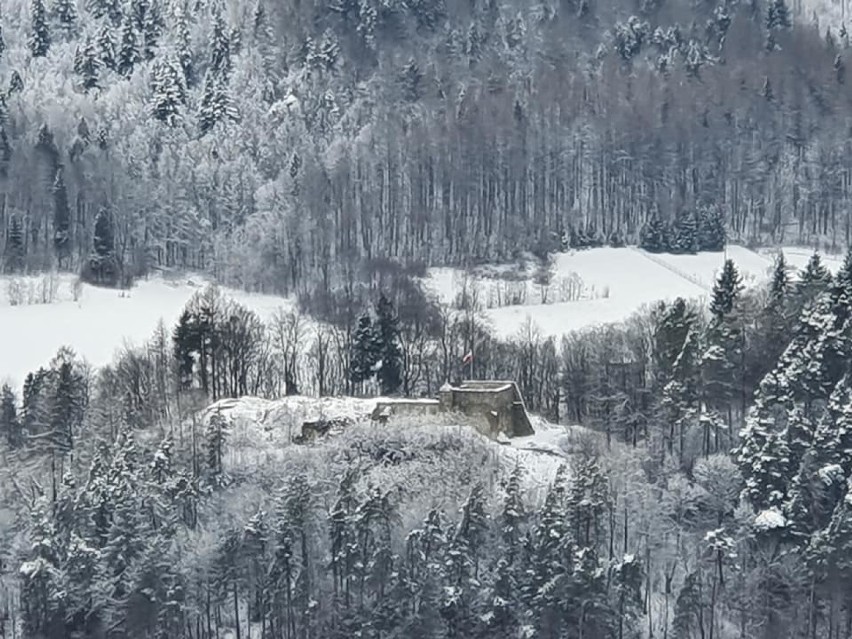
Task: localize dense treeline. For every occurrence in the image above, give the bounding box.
[2,247,852,636]
[1,0,851,292]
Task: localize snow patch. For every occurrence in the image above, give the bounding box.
[819,463,844,486]
[754,508,787,532]
[0,272,298,389]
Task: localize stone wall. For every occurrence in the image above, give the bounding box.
[371,399,441,422]
[439,381,534,438]
[370,381,535,440]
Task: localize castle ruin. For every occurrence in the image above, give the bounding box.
[371,380,535,440]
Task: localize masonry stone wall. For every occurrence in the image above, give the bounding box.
[439,381,534,439]
[371,400,441,422]
[369,381,535,440]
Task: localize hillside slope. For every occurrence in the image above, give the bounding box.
[1,0,850,294]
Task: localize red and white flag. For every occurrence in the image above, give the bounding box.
[462,351,473,365]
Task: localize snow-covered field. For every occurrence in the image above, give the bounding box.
[0,245,842,386]
[424,245,844,339]
[0,272,295,388]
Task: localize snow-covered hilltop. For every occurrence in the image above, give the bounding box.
[198,394,578,489]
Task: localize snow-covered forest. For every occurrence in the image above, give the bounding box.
[0,247,851,638]
[2,0,852,292]
[5,0,852,636]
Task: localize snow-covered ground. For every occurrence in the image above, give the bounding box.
[0,245,841,386]
[423,245,844,339]
[201,394,573,493]
[0,272,295,389]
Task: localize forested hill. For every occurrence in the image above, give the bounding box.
[0,0,849,293]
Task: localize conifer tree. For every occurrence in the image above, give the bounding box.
[374,293,403,395]
[49,349,85,455]
[117,13,139,77]
[5,215,25,272]
[52,168,71,265]
[764,252,793,339]
[198,69,239,134]
[21,368,50,436]
[524,466,572,627]
[8,71,24,95]
[400,58,424,102]
[701,260,745,452]
[793,252,832,318]
[639,216,669,253]
[55,0,79,38]
[130,0,148,32]
[567,457,609,548]
[98,25,116,69]
[173,309,198,389]
[482,557,520,638]
[350,312,378,387]
[85,208,118,285]
[89,0,121,24]
[141,0,164,60]
[20,499,64,636]
[0,384,21,448]
[75,36,102,91]
[836,245,852,293]
[0,120,9,177]
[151,56,187,126]
[672,212,698,254]
[662,326,702,459]
[766,0,792,31]
[653,297,698,381]
[697,207,726,251]
[710,259,743,319]
[205,409,228,487]
[501,463,525,563]
[453,482,489,579]
[738,274,852,511]
[805,479,852,609]
[210,4,232,78]
[29,0,51,58]
[175,7,194,86]
[748,252,794,392]
[672,571,705,638]
[328,468,359,604]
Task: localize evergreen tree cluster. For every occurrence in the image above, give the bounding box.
[6,246,852,637]
[1,347,87,472]
[350,293,403,395]
[639,208,727,254]
[11,419,642,639]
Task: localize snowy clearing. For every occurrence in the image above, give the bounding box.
[423,244,845,339]
[0,245,841,386]
[0,272,295,389]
